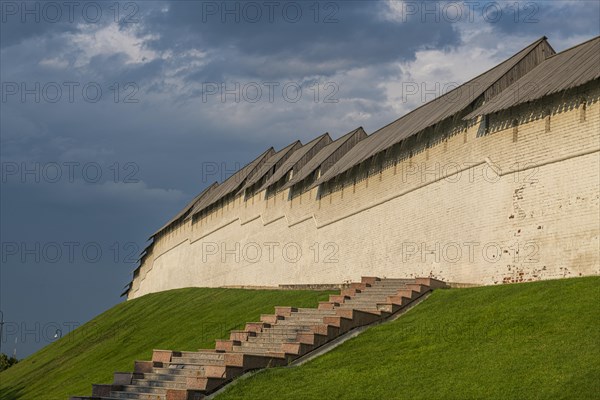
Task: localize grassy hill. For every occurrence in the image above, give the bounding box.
[2,278,598,400]
[0,287,333,399]
[216,277,600,400]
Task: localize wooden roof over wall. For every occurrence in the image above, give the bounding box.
[237,140,302,195]
[259,133,332,193]
[281,127,367,191]
[312,36,554,188]
[466,36,600,118]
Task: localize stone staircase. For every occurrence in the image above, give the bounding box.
[70,277,447,400]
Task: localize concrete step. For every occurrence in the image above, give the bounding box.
[338,304,386,312]
[350,292,400,298]
[229,330,257,341]
[158,363,226,374]
[340,298,396,306]
[329,294,350,303]
[131,379,186,390]
[251,332,301,341]
[150,364,242,380]
[318,301,339,310]
[226,349,295,365]
[171,352,225,364]
[232,341,313,358]
[121,385,167,394]
[244,322,271,332]
[341,302,388,309]
[248,334,327,346]
[109,388,205,400]
[276,319,327,326]
[263,325,313,332]
[109,390,165,400]
[237,341,284,350]
[260,314,285,324]
[350,294,403,301]
[342,297,393,303]
[339,300,405,312]
[254,330,304,338]
[357,287,407,293]
[247,336,298,344]
[405,283,430,294]
[231,345,283,354]
[169,357,225,366]
[280,316,326,323]
[73,397,125,400]
[370,281,406,285]
[357,288,407,294]
[369,284,410,289]
[179,351,225,359]
[377,278,415,283]
[274,306,298,316]
[293,310,337,316]
[343,296,393,303]
[143,371,186,381]
[295,308,337,314]
[263,324,339,339]
[128,375,224,392]
[284,313,328,319]
[222,351,290,369]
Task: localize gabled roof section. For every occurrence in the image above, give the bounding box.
[188,146,276,217]
[151,181,219,238]
[282,127,367,191]
[313,36,554,187]
[259,133,332,193]
[120,282,132,297]
[238,140,302,195]
[466,36,600,119]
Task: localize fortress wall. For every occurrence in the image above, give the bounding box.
[130,85,600,299]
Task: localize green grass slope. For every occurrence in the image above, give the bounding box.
[0,288,333,399]
[216,277,600,400]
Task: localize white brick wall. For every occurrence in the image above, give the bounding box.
[129,86,600,299]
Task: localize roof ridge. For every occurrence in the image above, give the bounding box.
[277,139,302,153]
[243,146,276,178]
[281,127,365,191]
[481,36,553,98]
[543,35,600,60]
[304,132,330,145]
[465,36,600,119]
[364,36,549,139]
[258,135,333,192]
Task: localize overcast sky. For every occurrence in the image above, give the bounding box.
[1,1,598,357]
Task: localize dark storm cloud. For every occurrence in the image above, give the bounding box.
[137,1,460,80]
